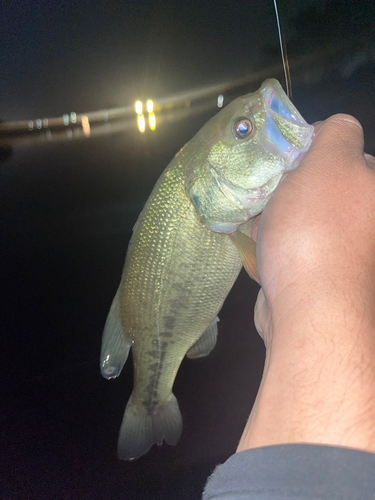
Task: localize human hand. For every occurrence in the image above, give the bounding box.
[252,114,375,347]
[237,115,375,454]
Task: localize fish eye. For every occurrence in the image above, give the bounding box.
[232,118,253,139]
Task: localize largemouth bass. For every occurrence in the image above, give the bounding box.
[101,79,314,460]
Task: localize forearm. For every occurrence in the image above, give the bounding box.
[237,298,375,454]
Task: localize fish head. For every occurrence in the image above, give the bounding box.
[187,78,315,233]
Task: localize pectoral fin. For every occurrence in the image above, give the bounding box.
[229,230,259,283]
[100,289,133,379]
[186,317,219,359]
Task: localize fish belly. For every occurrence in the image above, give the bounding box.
[114,159,243,459]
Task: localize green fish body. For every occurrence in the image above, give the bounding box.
[101,79,314,460]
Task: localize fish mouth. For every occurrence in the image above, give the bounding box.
[260,79,308,126]
[259,79,315,168]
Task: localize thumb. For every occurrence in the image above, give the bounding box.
[299,114,365,180]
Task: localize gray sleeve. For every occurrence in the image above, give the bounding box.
[202,444,375,500]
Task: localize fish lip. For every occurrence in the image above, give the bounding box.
[290,149,308,168]
[259,79,315,164]
[260,79,306,127]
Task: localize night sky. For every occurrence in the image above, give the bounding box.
[1,1,375,498]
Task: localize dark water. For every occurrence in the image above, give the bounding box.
[1,5,375,493]
[0,99,266,499]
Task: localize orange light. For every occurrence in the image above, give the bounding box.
[81,115,91,137]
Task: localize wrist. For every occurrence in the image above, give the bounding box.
[238,295,375,454]
[260,269,375,349]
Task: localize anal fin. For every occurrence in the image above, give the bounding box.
[186,317,219,359]
[100,289,132,379]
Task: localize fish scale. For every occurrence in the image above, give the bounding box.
[101,79,314,460]
[122,159,243,399]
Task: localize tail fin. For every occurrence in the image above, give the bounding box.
[117,393,182,460]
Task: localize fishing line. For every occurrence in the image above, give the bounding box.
[273,0,293,100]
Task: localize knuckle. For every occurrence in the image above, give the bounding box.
[326,113,363,134]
